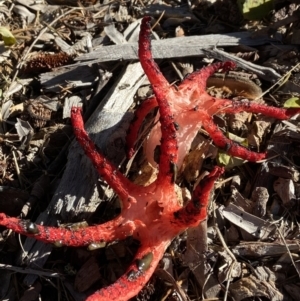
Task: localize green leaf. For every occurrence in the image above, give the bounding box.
[217,152,231,166]
[283,97,300,108]
[0,27,16,46]
[217,151,245,169]
[227,132,248,146]
[237,0,274,20]
[217,132,247,168]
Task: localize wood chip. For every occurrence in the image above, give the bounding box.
[220,203,276,239]
[232,241,300,257]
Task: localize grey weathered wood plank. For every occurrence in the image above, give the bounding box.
[21,62,146,286]
[75,32,277,63]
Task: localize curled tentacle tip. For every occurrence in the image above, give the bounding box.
[223,61,236,71]
[142,16,152,24]
[71,107,82,114]
[127,148,135,159]
[255,152,267,161]
[0,213,6,224]
[213,166,225,177]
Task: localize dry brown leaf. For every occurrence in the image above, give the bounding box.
[251,186,269,217]
[218,250,241,283]
[268,162,299,182]
[183,137,210,183]
[155,268,189,301]
[9,103,25,116]
[133,162,158,186]
[20,281,42,301]
[226,225,240,243]
[74,256,101,292]
[229,275,283,301]
[255,266,279,282]
[247,120,271,148]
[235,50,260,61]
[228,111,249,132]
[283,283,300,299]
[229,187,253,213]
[273,178,295,207]
[0,269,13,299]
[0,187,28,216]
[273,252,300,272]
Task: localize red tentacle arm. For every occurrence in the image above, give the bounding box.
[139,17,178,189]
[0,213,135,247]
[71,107,138,208]
[170,166,223,229]
[138,17,171,91]
[200,112,266,161]
[126,97,158,158]
[212,98,300,119]
[87,240,167,301]
[180,61,236,92]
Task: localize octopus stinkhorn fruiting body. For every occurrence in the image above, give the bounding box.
[1,16,300,301]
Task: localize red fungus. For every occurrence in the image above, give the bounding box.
[128,21,300,166]
[1,16,300,301]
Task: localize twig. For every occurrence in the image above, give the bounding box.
[202,47,281,83]
[276,223,300,278]
[224,263,235,301]
[255,62,300,100]
[214,226,237,301]
[151,11,165,30]
[12,149,23,188]
[214,226,237,263]
[0,263,60,278]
